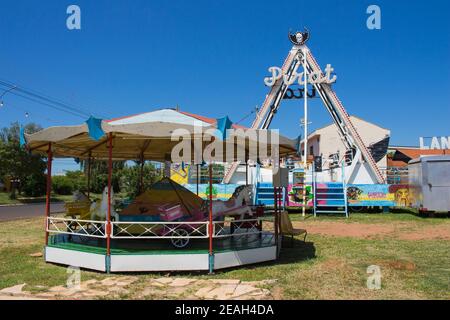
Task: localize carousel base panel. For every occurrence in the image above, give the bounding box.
[45,232,277,272]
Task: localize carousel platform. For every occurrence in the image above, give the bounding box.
[45,227,278,272]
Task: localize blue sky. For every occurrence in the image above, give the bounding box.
[0,0,449,173]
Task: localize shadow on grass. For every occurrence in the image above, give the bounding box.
[414,212,450,219]
[278,239,316,264]
[210,238,316,275]
[390,207,450,219]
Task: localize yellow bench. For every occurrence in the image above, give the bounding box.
[64,201,92,220]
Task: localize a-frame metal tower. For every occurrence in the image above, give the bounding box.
[223,30,385,185]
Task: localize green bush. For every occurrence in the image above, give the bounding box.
[52,176,74,195]
[120,162,162,198]
[90,173,121,194]
[65,170,87,192]
[21,173,47,197]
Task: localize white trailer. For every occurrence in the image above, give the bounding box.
[408,156,450,213]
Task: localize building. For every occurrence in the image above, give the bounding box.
[386,146,450,184]
[304,116,390,173]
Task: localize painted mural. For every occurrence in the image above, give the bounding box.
[286,183,410,207]
[183,184,240,201]
[182,182,410,207]
[388,184,411,207]
[346,184,394,207]
[286,185,314,207]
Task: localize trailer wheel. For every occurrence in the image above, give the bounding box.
[170,229,190,248]
[350,206,363,213]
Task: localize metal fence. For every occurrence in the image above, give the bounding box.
[47,216,263,240]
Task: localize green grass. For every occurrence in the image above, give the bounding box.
[219,236,450,299]
[0,192,127,205]
[0,213,449,299]
[288,212,449,224]
[0,217,108,291]
[0,192,74,205]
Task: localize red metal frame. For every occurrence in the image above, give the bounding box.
[45,143,52,245]
[107,133,112,256]
[273,187,279,248]
[208,164,213,256]
[87,152,92,199]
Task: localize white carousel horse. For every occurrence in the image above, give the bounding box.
[90,187,119,222]
[210,185,253,220]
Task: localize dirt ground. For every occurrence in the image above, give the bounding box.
[293,220,450,240]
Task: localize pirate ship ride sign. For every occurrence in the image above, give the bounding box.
[264,28,337,87]
[288,28,310,46]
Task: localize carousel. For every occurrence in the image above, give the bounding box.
[24,108,296,273]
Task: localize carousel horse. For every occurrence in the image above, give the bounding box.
[209,185,253,220]
[90,187,120,222]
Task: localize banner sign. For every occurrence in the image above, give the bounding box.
[286,184,409,207]
[419,136,450,150]
[183,183,410,208]
[346,184,394,207]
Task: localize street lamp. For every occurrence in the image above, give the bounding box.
[0,86,17,107]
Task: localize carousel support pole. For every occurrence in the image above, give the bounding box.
[196,164,200,195]
[106,133,113,273]
[87,152,92,199]
[244,150,249,186]
[139,153,144,194]
[245,159,249,186]
[208,163,214,273]
[273,186,279,257]
[44,143,53,246]
[302,47,308,219]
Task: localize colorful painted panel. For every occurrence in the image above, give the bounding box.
[387,184,411,207]
[183,184,240,200]
[346,184,394,207]
[286,185,313,207]
[286,183,409,207]
[346,184,411,207]
[182,183,410,207]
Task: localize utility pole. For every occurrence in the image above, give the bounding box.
[302,47,308,218]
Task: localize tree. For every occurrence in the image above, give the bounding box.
[120,162,162,198]
[78,160,124,194]
[65,170,87,192]
[0,122,46,198]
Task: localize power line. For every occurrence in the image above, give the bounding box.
[0,86,86,118]
[236,106,259,125]
[0,78,102,117]
[6,103,65,124]
[0,78,111,119]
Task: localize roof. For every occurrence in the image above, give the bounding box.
[178,111,247,129]
[25,108,296,161]
[387,157,409,168]
[392,147,450,162]
[107,108,211,127]
[106,108,247,129]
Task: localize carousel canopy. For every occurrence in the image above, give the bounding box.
[25,108,297,161]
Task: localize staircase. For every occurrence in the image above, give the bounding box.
[254,183,274,206]
[313,182,348,217]
[254,182,284,210]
